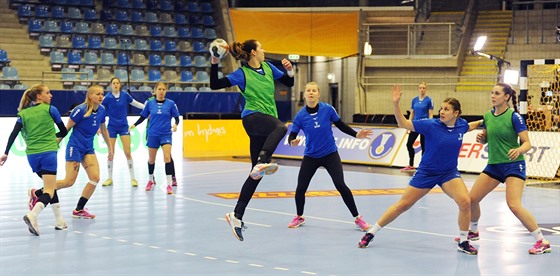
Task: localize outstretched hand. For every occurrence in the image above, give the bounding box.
[0,154,7,166]
[356,129,373,139]
[290,138,301,147]
[281,59,293,71]
[391,85,402,104]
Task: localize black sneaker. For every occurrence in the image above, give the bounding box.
[225,212,246,241]
[457,241,478,255]
[358,233,374,248]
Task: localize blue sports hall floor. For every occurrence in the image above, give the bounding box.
[1,157,558,276]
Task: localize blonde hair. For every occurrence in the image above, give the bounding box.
[305,81,320,92]
[18,84,47,111]
[84,85,103,117]
[419,82,427,88]
[154,82,168,93]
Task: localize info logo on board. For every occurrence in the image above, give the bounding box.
[369,132,396,159]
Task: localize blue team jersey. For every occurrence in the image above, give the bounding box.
[101,91,133,129]
[411,96,434,120]
[140,98,180,137]
[291,102,340,158]
[412,118,469,173]
[68,104,107,150]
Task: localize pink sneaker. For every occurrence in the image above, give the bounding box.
[72,209,96,219]
[172,176,177,186]
[400,166,416,172]
[249,163,279,180]
[28,188,39,211]
[358,233,374,248]
[454,231,480,242]
[288,216,305,228]
[166,185,173,194]
[354,215,370,231]
[528,239,551,255]
[145,180,155,191]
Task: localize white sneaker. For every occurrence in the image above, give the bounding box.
[225,212,246,241]
[23,213,40,236]
[55,219,67,230]
[249,163,279,180]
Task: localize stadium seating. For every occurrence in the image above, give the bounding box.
[196,71,209,82]
[180,70,193,82]
[131,69,145,81]
[13,83,29,90]
[2,67,18,79]
[148,69,161,81]
[180,55,192,67]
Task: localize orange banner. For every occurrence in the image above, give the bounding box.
[230,9,359,57]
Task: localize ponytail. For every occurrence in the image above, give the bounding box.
[497,83,518,113]
[18,84,47,111]
[228,39,257,63]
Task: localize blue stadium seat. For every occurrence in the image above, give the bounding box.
[135,39,148,50]
[115,0,130,8]
[61,68,76,80]
[132,0,146,9]
[28,19,43,33]
[39,34,55,48]
[79,68,94,80]
[146,0,158,10]
[169,86,183,91]
[145,12,158,23]
[188,2,200,12]
[160,0,173,11]
[196,71,209,82]
[164,55,177,67]
[201,2,214,13]
[68,7,82,20]
[60,21,74,33]
[88,36,102,49]
[184,86,198,92]
[18,5,32,18]
[72,36,86,49]
[67,51,82,65]
[178,27,190,38]
[76,22,90,34]
[2,66,19,80]
[149,54,162,66]
[148,69,162,81]
[53,0,67,5]
[189,14,203,25]
[117,52,130,65]
[51,6,65,19]
[193,55,207,67]
[199,86,212,92]
[100,10,112,21]
[175,14,187,25]
[0,50,8,63]
[180,55,192,67]
[0,84,10,90]
[91,23,105,34]
[163,26,177,37]
[203,28,217,39]
[164,40,176,52]
[105,23,118,35]
[84,8,97,20]
[150,39,162,51]
[50,51,65,64]
[131,69,145,81]
[120,39,133,50]
[120,24,134,36]
[203,15,215,26]
[137,85,152,91]
[84,51,98,65]
[104,37,118,49]
[115,10,128,22]
[191,27,203,38]
[42,20,59,33]
[35,6,49,18]
[73,85,88,91]
[175,1,187,11]
[150,25,162,37]
[180,70,193,82]
[192,41,205,52]
[101,52,115,65]
[114,69,128,81]
[131,11,143,23]
[13,84,29,90]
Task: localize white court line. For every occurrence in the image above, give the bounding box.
[217,217,271,228]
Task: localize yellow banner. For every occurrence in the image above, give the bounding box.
[230,9,359,57]
[183,120,249,157]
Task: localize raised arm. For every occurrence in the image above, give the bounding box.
[392,85,415,131]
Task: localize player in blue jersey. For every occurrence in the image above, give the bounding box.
[101,77,145,187]
[210,39,294,241]
[1,85,68,235]
[286,82,373,230]
[464,83,550,255]
[130,82,180,195]
[401,82,434,172]
[358,85,483,255]
[32,85,111,220]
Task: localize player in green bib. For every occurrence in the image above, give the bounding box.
[466,83,551,255]
[210,39,294,241]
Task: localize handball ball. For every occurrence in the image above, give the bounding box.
[209,38,228,59]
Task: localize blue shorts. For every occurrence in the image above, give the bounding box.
[66,144,95,162]
[483,161,526,183]
[108,125,130,138]
[27,151,58,174]
[146,134,172,149]
[409,169,462,189]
